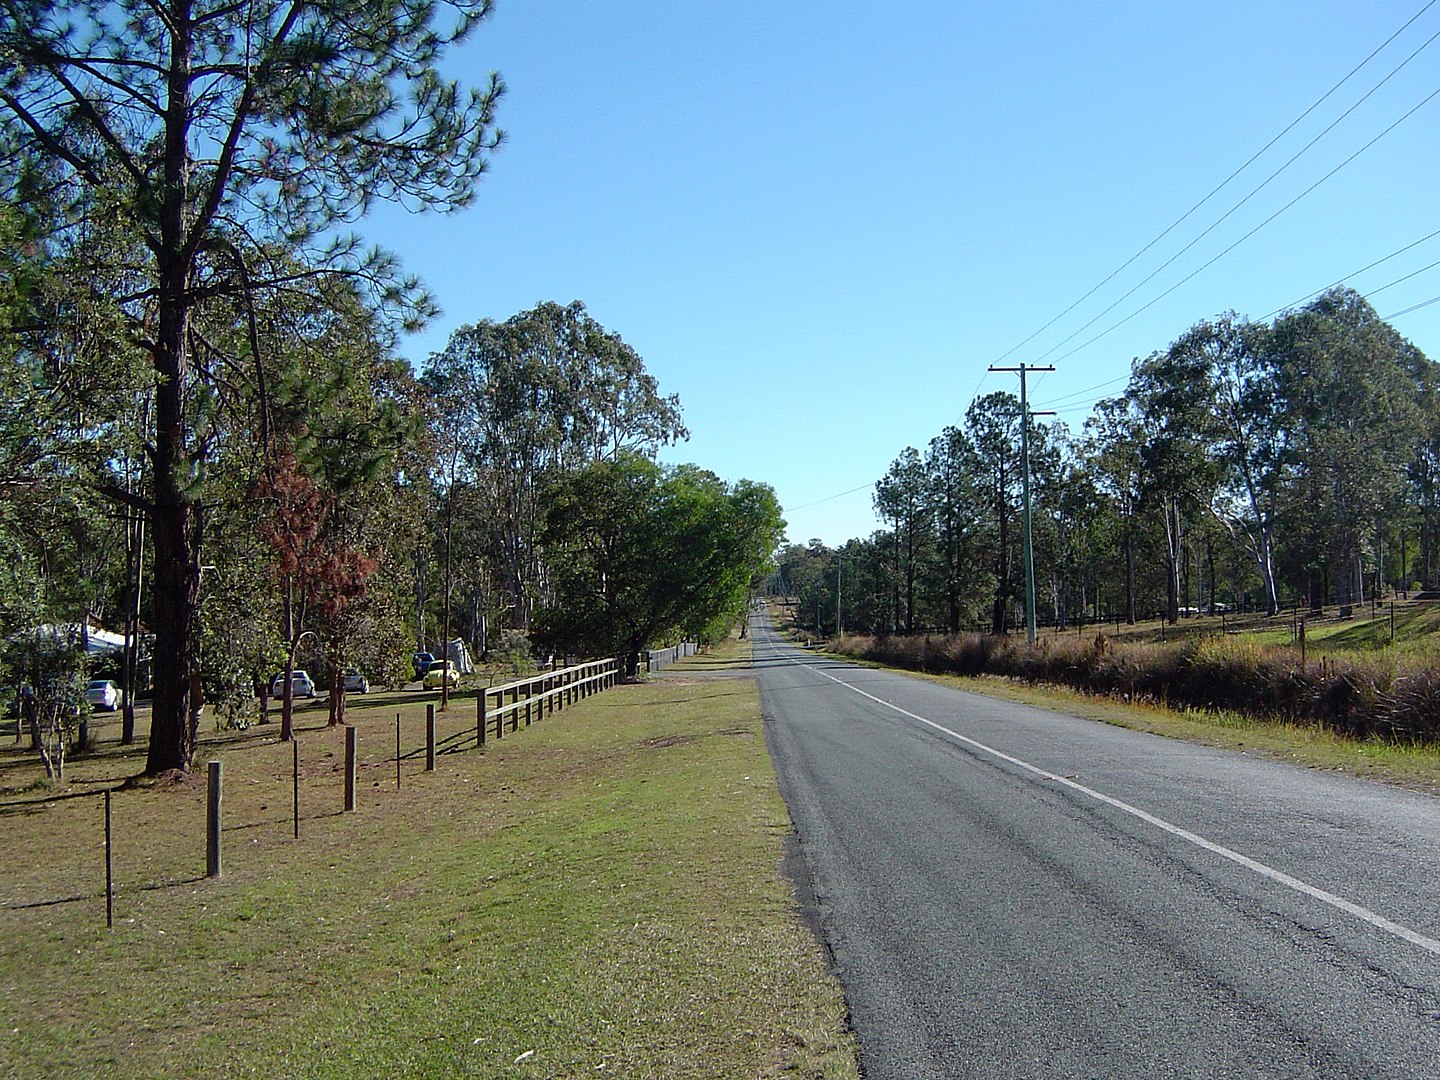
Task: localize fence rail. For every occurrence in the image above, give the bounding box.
[477,658,618,746]
[644,642,697,672]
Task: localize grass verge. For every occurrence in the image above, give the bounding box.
[0,645,858,1079]
[844,660,1440,796]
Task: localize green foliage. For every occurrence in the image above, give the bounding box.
[534,456,782,674]
[423,301,688,632]
[799,287,1440,640]
[1,0,505,772]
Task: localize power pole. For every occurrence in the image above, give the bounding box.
[988,364,1055,645]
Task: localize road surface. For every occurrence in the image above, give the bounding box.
[754,615,1440,1078]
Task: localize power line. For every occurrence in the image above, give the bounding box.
[1386,293,1440,319]
[1006,252,1440,429]
[1037,28,1440,364]
[1263,226,1440,318]
[786,483,873,512]
[995,0,1440,366]
[1033,373,1128,410]
[1363,256,1440,299]
[1053,81,1440,365]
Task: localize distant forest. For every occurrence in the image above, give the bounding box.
[775,288,1437,636]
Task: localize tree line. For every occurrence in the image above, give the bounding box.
[776,288,1437,638]
[0,0,782,778]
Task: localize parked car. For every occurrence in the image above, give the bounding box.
[341,670,369,694]
[411,651,435,681]
[422,659,459,690]
[270,670,317,698]
[86,678,122,711]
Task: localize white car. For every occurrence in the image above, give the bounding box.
[86,679,122,711]
[270,670,317,698]
[341,670,369,694]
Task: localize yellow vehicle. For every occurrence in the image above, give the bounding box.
[422,659,459,690]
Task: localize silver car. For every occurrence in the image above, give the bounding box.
[270,670,317,698]
[86,679,122,711]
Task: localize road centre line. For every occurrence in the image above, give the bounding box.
[767,642,1440,959]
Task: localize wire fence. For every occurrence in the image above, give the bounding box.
[0,658,621,928]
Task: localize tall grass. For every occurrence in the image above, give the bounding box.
[837,631,1440,744]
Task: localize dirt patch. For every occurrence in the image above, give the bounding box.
[645,734,696,749]
[119,768,205,791]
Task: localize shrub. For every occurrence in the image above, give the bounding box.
[832,629,1440,746]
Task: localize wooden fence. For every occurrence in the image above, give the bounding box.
[644,642,697,672]
[475,658,618,747]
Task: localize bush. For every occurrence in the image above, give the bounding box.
[833,630,1440,746]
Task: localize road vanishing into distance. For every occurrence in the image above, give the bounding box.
[752,614,1440,1079]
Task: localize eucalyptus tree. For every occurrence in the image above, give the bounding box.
[924,426,982,633]
[965,391,1024,634]
[1,0,503,773]
[425,302,687,631]
[1129,343,1220,623]
[1268,289,1429,615]
[1175,314,1287,615]
[1029,423,1106,629]
[1084,397,1146,623]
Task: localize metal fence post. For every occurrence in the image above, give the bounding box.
[206,761,222,878]
[104,789,113,927]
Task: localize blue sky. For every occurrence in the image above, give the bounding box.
[362,1,1440,547]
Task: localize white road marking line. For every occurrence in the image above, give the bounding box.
[764,639,1440,958]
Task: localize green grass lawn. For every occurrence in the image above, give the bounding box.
[0,646,858,1079]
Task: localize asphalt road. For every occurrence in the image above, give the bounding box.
[753,615,1440,1079]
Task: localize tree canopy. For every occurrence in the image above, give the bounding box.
[1,0,503,772]
[777,288,1440,638]
[534,455,783,678]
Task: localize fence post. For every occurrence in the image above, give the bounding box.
[292,739,300,839]
[477,691,486,748]
[344,725,357,812]
[396,713,402,789]
[426,703,436,771]
[104,789,113,928]
[206,760,222,878]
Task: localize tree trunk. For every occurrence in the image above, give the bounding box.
[1162,500,1183,624]
[1123,525,1136,624]
[328,653,345,726]
[280,576,296,742]
[121,508,145,745]
[142,20,200,776]
[992,476,1009,635]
